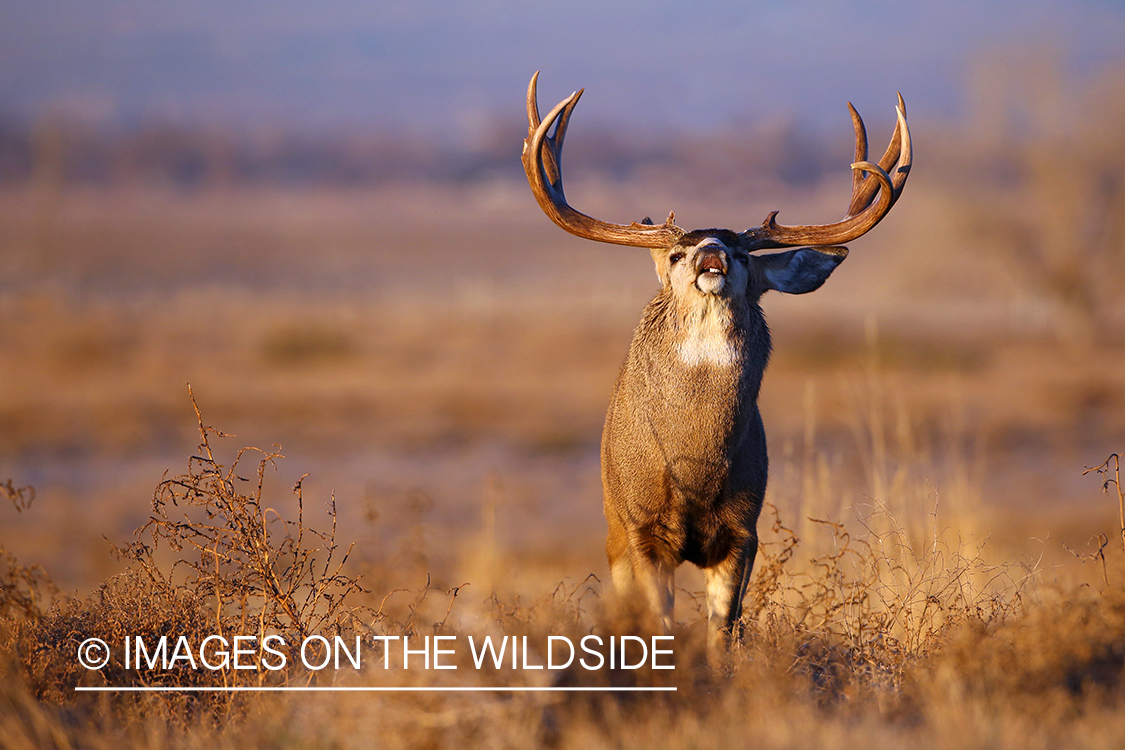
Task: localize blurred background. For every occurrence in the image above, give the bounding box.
[1,0,1124,598]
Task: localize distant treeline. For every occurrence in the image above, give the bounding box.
[0,115,843,189]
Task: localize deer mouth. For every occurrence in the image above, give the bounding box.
[694,249,728,294]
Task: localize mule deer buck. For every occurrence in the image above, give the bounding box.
[522,73,911,651]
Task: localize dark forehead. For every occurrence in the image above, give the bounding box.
[675,229,742,248]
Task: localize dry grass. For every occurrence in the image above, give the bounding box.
[2,393,1124,747]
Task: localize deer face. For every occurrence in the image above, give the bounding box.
[653,231,751,303]
[650,230,850,308]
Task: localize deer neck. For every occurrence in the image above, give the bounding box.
[639,288,770,367]
[674,294,742,368]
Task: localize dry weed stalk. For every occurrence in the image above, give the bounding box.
[1,479,36,512]
[1084,453,1125,554]
[382,574,470,636]
[1065,533,1112,587]
[485,574,602,635]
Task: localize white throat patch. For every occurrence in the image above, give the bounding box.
[677,302,737,368]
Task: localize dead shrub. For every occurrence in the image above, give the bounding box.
[0,548,54,624]
[19,568,220,709]
[117,387,368,644]
[0,479,55,623]
[4,388,375,722]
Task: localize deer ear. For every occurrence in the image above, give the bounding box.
[650,246,671,286]
[759,246,848,295]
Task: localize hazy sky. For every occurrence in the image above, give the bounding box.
[1,0,1123,136]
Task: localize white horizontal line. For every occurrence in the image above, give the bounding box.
[75,686,676,693]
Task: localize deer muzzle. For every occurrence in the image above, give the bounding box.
[694,246,729,295]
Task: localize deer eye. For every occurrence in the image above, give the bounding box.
[669,252,685,265]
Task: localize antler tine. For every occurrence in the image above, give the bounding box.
[526,71,582,193]
[891,100,911,200]
[847,96,909,216]
[526,71,542,131]
[848,103,869,210]
[742,97,910,251]
[522,74,684,249]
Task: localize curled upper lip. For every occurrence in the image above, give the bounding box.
[694,248,729,275]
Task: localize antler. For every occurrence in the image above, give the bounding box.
[523,73,911,252]
[739,97,911,250]
[522,72,684,248]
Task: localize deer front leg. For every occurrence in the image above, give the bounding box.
[701,538,757,653]
[606,518,675,632]
[630,546,675,633]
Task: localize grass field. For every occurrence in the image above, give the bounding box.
[2,158,1125,747]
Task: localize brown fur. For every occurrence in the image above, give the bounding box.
[600,232,845,651]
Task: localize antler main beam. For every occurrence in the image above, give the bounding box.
[739,98,911,250]
[522,72,684,249]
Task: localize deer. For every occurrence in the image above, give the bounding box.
[521,72,911,653]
